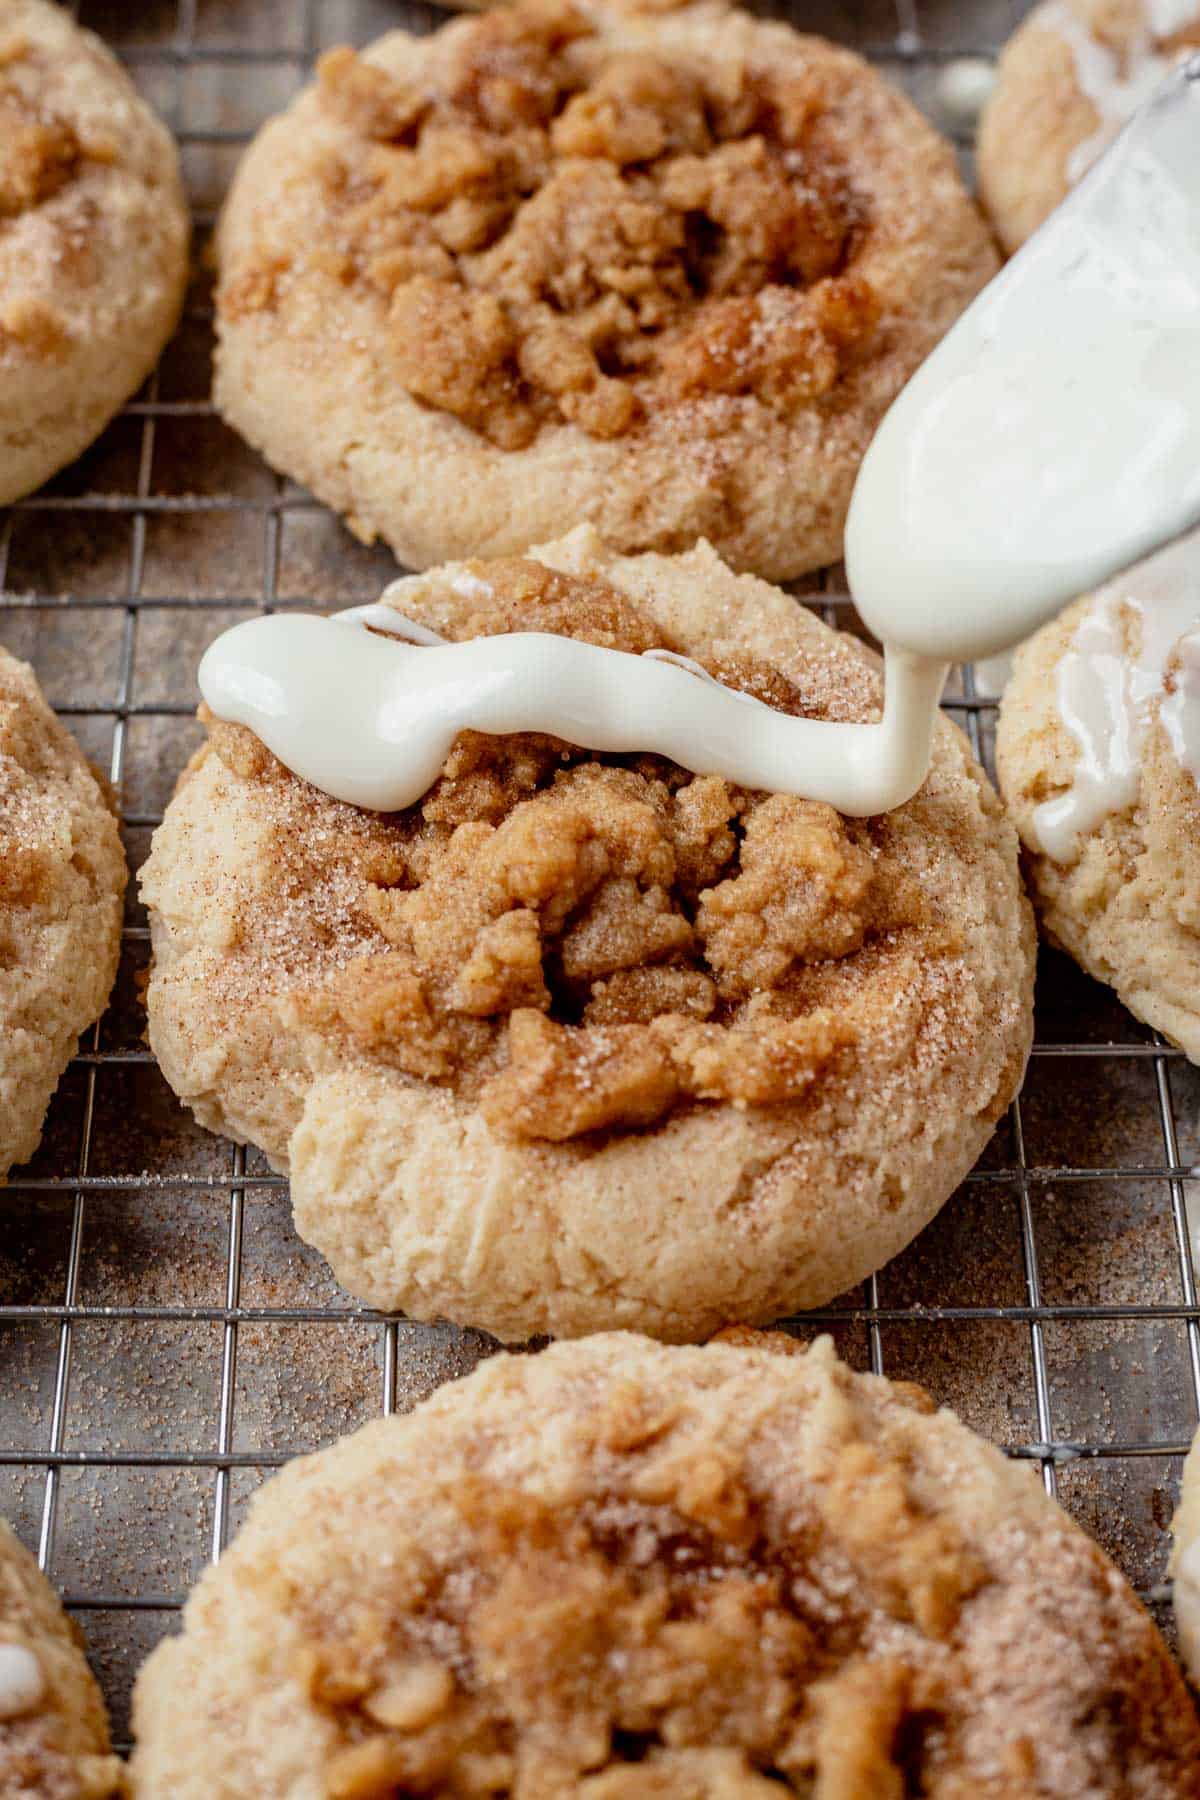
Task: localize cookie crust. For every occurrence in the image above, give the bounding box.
[142,530,1033,1342]
[0,0,189,504]
[0,1520,122,1800]
[213,0,996,581]
[129,1331,1200,1797]
[0,648,125,1181]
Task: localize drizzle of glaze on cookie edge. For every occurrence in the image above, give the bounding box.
[1041,0,1199,180]
[0,1642,44,1720]
[1031,530,1200,860]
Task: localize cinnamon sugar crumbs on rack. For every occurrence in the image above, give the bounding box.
[205,557,952,1142]
[222,0,878,447]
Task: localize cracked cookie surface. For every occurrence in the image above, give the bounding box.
[129,1331,1200,1798]
[214,0,996,580]
[142,529,1033,1341]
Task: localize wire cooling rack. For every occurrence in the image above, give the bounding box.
[1,0,1199,1744]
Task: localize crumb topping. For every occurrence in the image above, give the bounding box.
[276,1420,986,1798]
[0,79,79,220]
[130,1334,1200,1798]
[221,0,879,447]
[206,558,955,1142]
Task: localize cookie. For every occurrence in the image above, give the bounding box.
[129,1330,1200,1796]
[213,0,997,582]
[1174,1422,1200,1686]
[141,529,1034,1342]
[1,647,125,1181]
[0,0,189,505]
[0,1519,122,1799]
[995,531,1200,1059]
[978,0,1200,254]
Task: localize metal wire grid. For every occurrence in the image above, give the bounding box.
[0,0,1198,1739]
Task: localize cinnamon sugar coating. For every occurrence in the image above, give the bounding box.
[0,648,125,1183]
[0,1,188,505]
[129,1333,1200,1797]
[214,0,997,579]
[142,532,1034,1341]
[997,584,1200,1061]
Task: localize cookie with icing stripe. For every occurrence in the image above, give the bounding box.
[996,530,1200,1060]
[141,529,1033,1342]
[978,0,1200,254]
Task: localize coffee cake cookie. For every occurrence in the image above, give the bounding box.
[996,532,1200,1060]
[978,0,1200,254]
[0,0,189,505]
[213,0,997,581]
[0,1520,122,1799]
[142,529,1033,1341]
[129,1330,1200,1796]
[1,647,125,1181]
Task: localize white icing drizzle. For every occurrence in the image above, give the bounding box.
[1148,0,1200,39]
[333,603,446,645]
[972,651,1016,698]
[0,1643,44,1720]
[641,647,769,708]
[846,55,1200,666]
[200,610,946,818]
[199,63,1200,828]
[1162,629,1200,769]
[446,570,495,600]
[1043,0,1198,180]
[934,57,996,130]
[1032,531,1200,860]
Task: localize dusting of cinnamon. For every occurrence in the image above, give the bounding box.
[276,1371,985,1799]
[220,0,878,447]
[205,557,950,1142]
